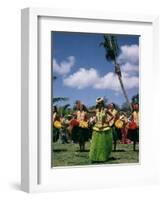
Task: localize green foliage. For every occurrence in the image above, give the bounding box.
[100,34,133,112]
[53,97,69,104]
[100,35,120,63]
[53,76,69,105]
[132,94,139,104]
[63,104,70,111]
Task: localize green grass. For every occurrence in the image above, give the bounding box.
[52,142,139,167]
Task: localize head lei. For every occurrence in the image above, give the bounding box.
[96,97,105,108]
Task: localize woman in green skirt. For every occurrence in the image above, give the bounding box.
[89,97,113,162]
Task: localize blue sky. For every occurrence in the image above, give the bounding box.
[52,31,139,108]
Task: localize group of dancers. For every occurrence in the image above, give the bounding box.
[53,97,139,162]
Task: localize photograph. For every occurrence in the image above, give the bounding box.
[52,31,139,167]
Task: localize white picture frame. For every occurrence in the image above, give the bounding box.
[21,7,159,193]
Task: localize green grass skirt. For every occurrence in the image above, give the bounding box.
[89,129,113,162]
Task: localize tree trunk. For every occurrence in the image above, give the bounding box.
[113,60,132,112]
[117,75,132,111]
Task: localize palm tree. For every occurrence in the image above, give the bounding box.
[52,76,69,105]
[52,97,69,104]
[62,104,71,116]
[100,35,132,111]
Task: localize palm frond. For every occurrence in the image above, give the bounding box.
[110,36,120,57]
[63,104,70,111]
[53,97,69,104]
[100,34,120,63]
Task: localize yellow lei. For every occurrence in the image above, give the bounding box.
[54,120,62,129]
[115,119,123,129]
[79,120,88,128]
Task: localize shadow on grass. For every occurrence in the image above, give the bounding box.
[75,149,90,152]
[53,149,67,152]
[113,149,126,152]
[108,156,120,161]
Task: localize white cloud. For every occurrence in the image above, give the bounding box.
[94,72,119,91]
[63,68,99,89]
[118,44,139,65]
[94,72,138,91]
[120,72,139,90]
[117,44,139,76]
[121,62,139,73]
[62,44,139,92]
[63,68,139,91]
[53,56,75,76]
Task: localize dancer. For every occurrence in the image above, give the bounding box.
[128,103,139,151]
[107,103,119,151]
[119,112,131,144]
[70,114,79,143]
[75,100,89,151]
[53,115,62,143]
[89,97,113,162]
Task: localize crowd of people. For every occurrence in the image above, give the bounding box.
[53,97,139,162]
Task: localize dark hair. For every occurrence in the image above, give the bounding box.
[53,106,57,113]
[75,100,88,112]
[108,103,115,108]
[96,101,105,109]
[55,114,60,121]
[82,104,88,112]
[75,100,81,103]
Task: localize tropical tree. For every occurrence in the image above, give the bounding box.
[62,104,71,116]
[52,97,69,104]
[58,104,71,117]
[100,35,132,111]
[52,76,69,105]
